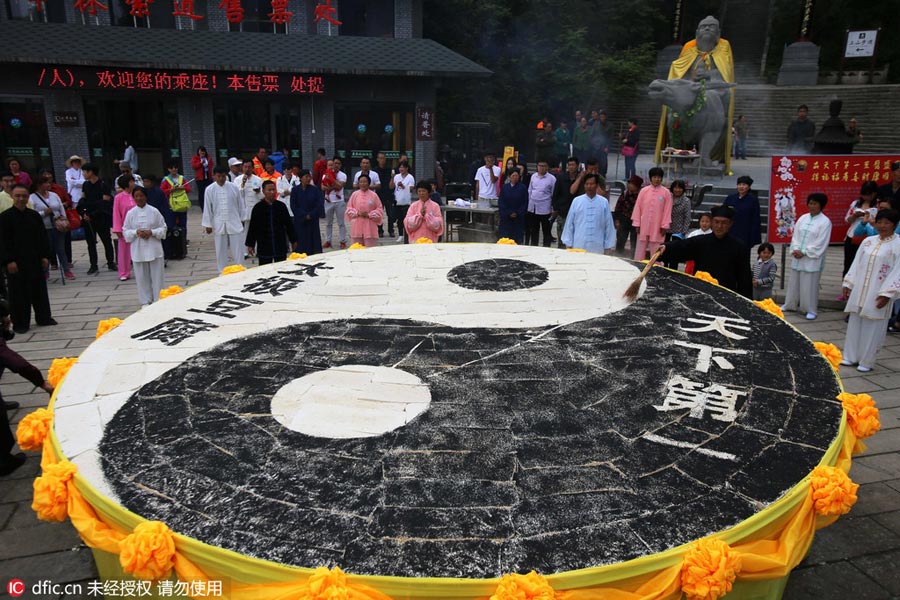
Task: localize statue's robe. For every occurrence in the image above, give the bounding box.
[654,38,735,173]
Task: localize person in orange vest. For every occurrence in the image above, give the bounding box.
[252,147,268,178]
[259,158,281,184]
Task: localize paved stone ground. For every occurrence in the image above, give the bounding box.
[1,207,898,599]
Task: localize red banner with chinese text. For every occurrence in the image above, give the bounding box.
[768,155,900,244]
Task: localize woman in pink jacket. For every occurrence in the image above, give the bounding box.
[404,182,444,243]
[112,174,137,280]
[631,167,672,261]
[345,173,383,247]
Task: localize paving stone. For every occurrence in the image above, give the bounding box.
[842,377,886,394]
[862,427,900,456]
[853,453,900,480]
[0,502,15,528]
[0,522,83,559]
[852,549,900,596]
[0,546,98,586]
[784,561,890,600]
[803,516,900,564]
[0,473,38,502]
[851,482,900,517]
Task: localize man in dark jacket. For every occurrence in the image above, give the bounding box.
[659,205,753,298]
[535,121,556,167]
[0,184,55,333]
[143,174,176,260]
[246,180,297,264]
[79,163,116,274]
[553,157,581,248]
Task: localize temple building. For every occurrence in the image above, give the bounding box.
[0,0,489,180]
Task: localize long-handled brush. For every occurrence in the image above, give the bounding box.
[623,248,664,302]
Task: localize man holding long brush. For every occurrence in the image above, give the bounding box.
[657,205,752,298]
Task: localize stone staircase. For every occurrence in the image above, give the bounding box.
[721,0,770,85]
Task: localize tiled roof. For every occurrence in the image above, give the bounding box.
[0,21,490,77]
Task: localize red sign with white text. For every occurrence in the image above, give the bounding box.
[36,66,325,95]
[768,155,900,244]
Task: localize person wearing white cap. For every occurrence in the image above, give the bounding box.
[65,155,85,207]
[227,157,242,182]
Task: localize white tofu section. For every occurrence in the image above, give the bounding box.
[270,365,431,438]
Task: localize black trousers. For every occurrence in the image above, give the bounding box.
[84,213,116,268]
[6,268,51,329]
[1,400,13,459]
[258,255,286,265]
[525,212,552,247]
[616,221,637,255]
[196,179,211,212]
[394,205,410,243]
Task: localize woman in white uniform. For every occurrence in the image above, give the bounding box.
[781,193,832,320]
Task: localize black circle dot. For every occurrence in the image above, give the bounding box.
[447,259,549,291]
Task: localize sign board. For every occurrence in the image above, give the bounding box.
[844,30,878,58]
[5,146,33,156]
[53,111,79,127]
[170,149,181,158]
[416,107,434,141]
[768,154,900,244]
[92,148,103,157]
[350,150,372,159]
[37,66,325,96]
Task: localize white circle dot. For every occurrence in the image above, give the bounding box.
[270,365,431,439]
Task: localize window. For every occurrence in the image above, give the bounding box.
[0,99,53,177]
[5,0,66,22]
[334,102,414,170]
[227,0,286,33]
[339,0,394,37]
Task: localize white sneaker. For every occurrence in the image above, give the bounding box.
[396,236,404,243]
[839,359,854,367]
[119,276,128,281]
[805,312,817,320]
[857,365,873,373]
[780,304,789,312]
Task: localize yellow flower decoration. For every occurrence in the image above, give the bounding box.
[47,357,77,388]
[839,392,881,439]
[32,460,77,522]
[288,252,308,260]
[221,264,246,275]
[680,537,742,600]
[95,317,123,339]
[158,285,183,299]
[490,571,555,600]
[810,465,859,516]
[497,238,517,245]
[415,237,434,244]
[348,243,367,250]
[302,566,352,599]
[16,408,53,451]
[119,521,176,581]
[814,342,842,370]
[753,298,784,319]
[694,271,719,286]
[567,248,587,253]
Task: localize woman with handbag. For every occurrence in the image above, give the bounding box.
[621,118,640,180]
[39,169,78,270]
[30,175,74,280]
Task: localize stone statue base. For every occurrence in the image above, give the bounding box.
[777,42,820,86]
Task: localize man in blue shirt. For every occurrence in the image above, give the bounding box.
[561,173,616,254]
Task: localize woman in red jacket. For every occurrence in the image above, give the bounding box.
[190,146,214,211]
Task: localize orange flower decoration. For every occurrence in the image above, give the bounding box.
[814,342,843,370]
[119,521,176,581]
[47,357,77,388]
[681,538,742,600]
[566,248,587,253]
[32,460,77,522]
[497,238,517,245]
[95,317,123,339]
[221,264,246,275]
[810,465,858,516]
[490,571,555,600]
[694,271,719,286]
[839,392,881,439]
[158,285,183,299]
[302,566,352,599]
[753,298,784,319]
[348,243,367,250]
[288,252,308,260]
[16,408,53,451]
[415,237,434,244]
